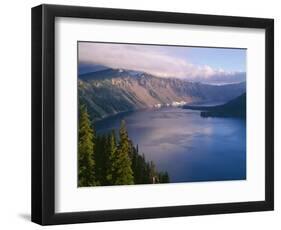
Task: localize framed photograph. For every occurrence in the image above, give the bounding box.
[31,4,274,225]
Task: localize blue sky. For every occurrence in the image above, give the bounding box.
[78,42,246,84]
[165,46,246,73]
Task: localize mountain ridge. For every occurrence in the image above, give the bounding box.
[183,93,246,118]
[78,68,246,122]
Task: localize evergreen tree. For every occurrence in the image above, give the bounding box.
[105,130,117,185]
[148,161,157,184]
[94,135,106,185]
[141,154,151,184]
[78,105,96,186]
[162,171,170,183]
[113,120,134,185]
[158,171,170,183]
[131,145,141,184]
[78,110,170,187]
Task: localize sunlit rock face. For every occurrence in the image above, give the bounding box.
[78,68,246,121]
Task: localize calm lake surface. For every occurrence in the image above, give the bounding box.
[95,107,246,183]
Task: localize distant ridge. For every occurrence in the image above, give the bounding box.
[78,63,108,75]
[78,68,246,121]
[183,93,246,118]
[79,68,144,81]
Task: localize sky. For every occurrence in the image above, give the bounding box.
[78,42,246,84]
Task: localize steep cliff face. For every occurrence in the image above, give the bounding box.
[78,68,246,121]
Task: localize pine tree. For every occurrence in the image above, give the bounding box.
[148,161,157,184]
[158,171,170,183]
[162,171,170,183]
[94,135,107,185]
[113,120,134,185]
[105,130,117,185]
[78,105,96,186]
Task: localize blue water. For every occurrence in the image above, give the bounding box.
[95,107,246,183]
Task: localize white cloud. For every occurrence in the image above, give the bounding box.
[79,43,245,84]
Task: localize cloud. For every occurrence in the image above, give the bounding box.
[78,43,245,84]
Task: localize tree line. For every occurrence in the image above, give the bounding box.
[78,105,169,187]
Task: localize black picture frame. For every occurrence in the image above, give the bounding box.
[31,4,274,225]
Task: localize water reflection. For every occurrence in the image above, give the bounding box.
[95,107,246,183]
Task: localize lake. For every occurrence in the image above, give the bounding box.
[95,107,246,183]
